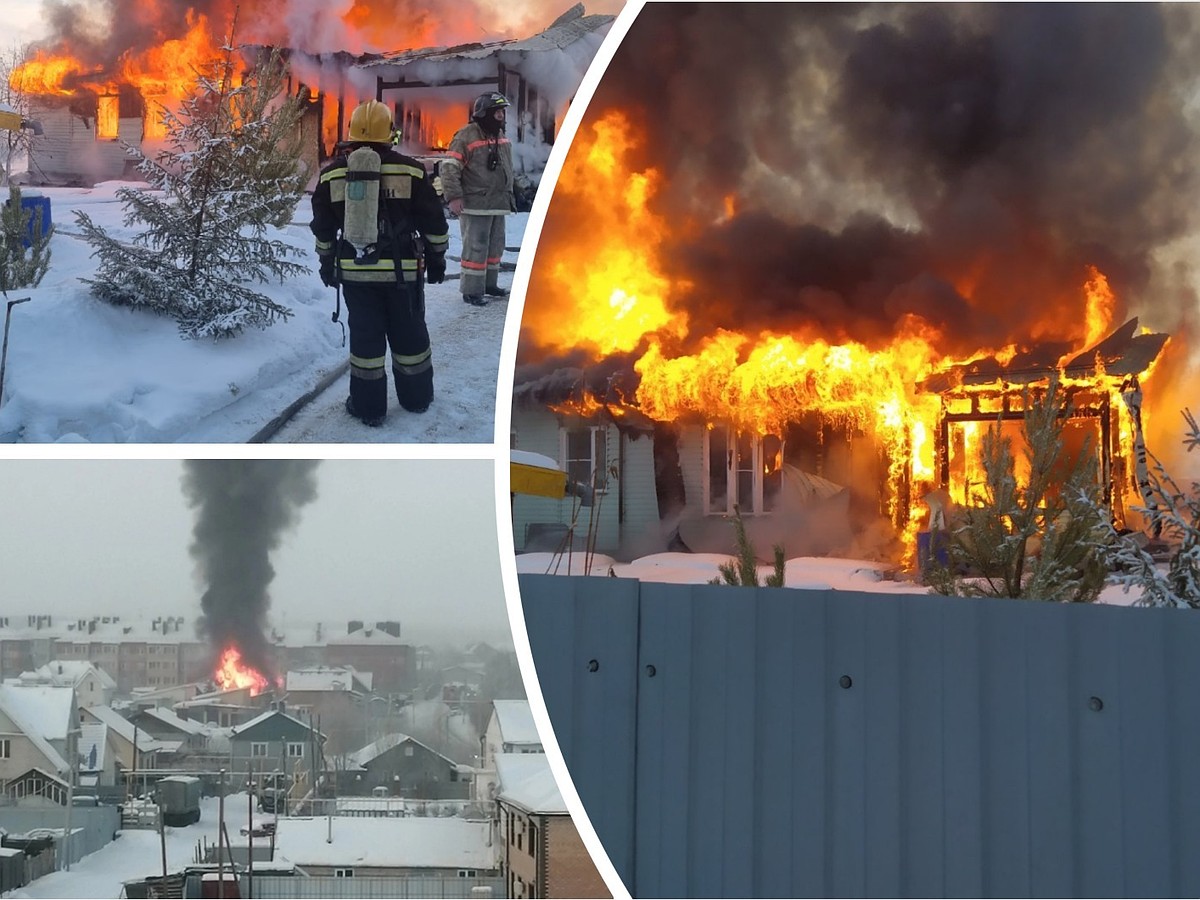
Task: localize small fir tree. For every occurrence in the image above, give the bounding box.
[1093,409,1200,608]
[74,38,308,340]
[711,506,787,587]
[0,185,51,292]
[925,375,1111,601]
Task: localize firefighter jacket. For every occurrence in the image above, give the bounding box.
[440,122,515,216]
[311,144,449,284]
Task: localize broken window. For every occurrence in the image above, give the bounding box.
[706,426,777,515]
[562,425,608,491]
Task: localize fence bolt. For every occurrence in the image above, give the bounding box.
[1088,696,1104,712]
[587,659,599,672]
[839,675,853,689]
[645,665,657,678]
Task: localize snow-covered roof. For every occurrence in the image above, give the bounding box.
[139,706,207,736]
[273,817,494,869]
[491,700,541,747]
[284,667,369,693]
[33,660,117,691]
[0,683,75,741]
[0,693,68,774]
[83,706,170,754]
[231,709,324,739]
[346,732,458,771]
[360,5,613,71]
[495,753,566,815]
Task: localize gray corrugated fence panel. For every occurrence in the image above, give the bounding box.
[518,573,639,886]
[519,577,1200,898]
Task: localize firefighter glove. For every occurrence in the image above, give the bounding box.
[319,257,338,287]
[426,253,447,285]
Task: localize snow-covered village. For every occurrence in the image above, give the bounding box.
[0,458,610,899]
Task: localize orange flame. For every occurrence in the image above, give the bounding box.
[214,646,270,696]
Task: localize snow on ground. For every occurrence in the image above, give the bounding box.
[0,184,521,443]
[6,792,258,899]
[514,550,1147,605]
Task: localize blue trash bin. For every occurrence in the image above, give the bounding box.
[18,193,52,248]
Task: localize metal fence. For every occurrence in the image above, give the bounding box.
[248,875,504,898]
[0,805,119,867]
[520,573,1200,898]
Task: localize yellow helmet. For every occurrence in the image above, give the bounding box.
[348,100,393,144]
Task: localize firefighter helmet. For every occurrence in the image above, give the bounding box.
[348,100,393,144]
[471,91,510,121]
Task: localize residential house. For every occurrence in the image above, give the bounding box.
[0,685,73,806]
[478,700,544,804]
[228,708,325,780]
[272,816,499,880]
[496,753,609,899]
[512,319,1174,561]
[173,687,265,729]
[281,667,372,756]
[125,706,210,753]
[321,623,412,695]
[28,660,117,708]
[337,733,469,800]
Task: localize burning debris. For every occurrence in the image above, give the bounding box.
[514,3,1200,564]
[182,459,319,692]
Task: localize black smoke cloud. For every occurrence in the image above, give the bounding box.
[528,2,1200,362]
[182,459,319,678]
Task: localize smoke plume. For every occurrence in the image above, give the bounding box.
[182,459,319,678]
[525,2,1200,362]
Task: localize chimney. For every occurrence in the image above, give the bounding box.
[347,620,363,635]
[377,621,400,638]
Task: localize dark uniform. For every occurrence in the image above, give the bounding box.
[311,144,449,421]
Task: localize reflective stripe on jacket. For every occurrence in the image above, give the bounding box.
[310,145,449,284]
[440,122,515,216]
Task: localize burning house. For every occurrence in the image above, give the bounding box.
[510,3,1199,566]
[11,2,612,187]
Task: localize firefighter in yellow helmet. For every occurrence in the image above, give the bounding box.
[311,99,449,426]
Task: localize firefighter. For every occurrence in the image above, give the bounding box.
[440,91,515,307]
[311,99,449,426]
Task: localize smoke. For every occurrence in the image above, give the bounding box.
[182,459,320,677]
[532,2,1200,358]
[31,0,618,61]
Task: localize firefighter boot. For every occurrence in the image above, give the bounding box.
[345,395,385,428]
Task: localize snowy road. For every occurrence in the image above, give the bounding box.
[7,793,258,900]
[263,277,510,444]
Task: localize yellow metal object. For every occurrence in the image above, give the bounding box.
[0,109,22,132]
[511,461,568,499]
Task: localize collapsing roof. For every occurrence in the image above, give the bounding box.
[922,318,1169,394]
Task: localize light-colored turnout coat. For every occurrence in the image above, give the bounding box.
[440,122,515,215]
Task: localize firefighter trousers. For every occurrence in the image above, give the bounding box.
[458,212,507,296]
[344,280,433,418]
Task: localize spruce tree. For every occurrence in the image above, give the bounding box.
[0,185,51,292]
[74,39,308,340]
[711,506,787,587]
[925,375,1111,601]
[1094,409,1200,607]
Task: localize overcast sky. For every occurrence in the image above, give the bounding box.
[0,458,512,648]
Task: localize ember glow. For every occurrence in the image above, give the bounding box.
[214,646,271,695]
